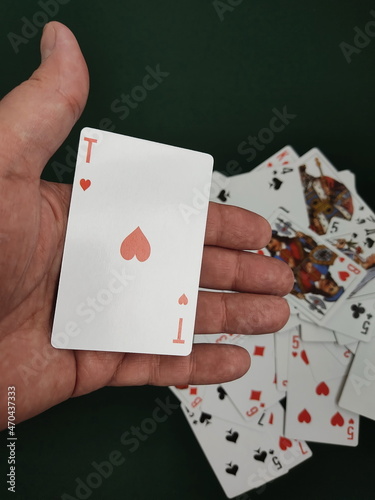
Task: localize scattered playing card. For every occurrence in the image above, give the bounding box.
[51,128,213,356]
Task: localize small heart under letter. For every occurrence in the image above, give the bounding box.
[80,179,91,191]
[120,227,151,262]
[279,436,293,451]
[178,294,188,305]
[338,271,350,281]
[316,381,330,396]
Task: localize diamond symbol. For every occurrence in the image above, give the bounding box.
[189,387,198,395]
[253,346,265,356]
[250,390,262,401]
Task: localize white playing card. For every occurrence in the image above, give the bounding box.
[339,335,375,421]
[250,145,299,174]
[221,335,285,420]
[285,332,359,446]
[275,328,296,391]
[255,403,312,470]
[299,318,336,342]
[51,128,213,356]
[210,165,309,227]
[181,405,288,498]
[302,341,350,381]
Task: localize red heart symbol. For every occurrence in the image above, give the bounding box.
[298,409,311,423]
[178,294,188,305]
[292,352,297,357]
[279,436,293,451]
[339,257,345,262]
[316,381,330,396]
[257,250,264,255]
[338,271,350,281]
[80,178,91,191]
[331,412,344,427]
[267,162,273,167]
[349,418,354,424]
[120,227,151,262]
[301,350,309,365]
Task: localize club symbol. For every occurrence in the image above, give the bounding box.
[367,313,373,320]
[351,303,365,319]
[217,386,227,400]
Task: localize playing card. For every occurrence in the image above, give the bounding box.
[295,148,364,236]
[210,163,309,227]
[299,318,336,342]
[302,341,351,381]
[51,128,213,355]
[275,328,296,391]
[221,335,285,420]
[255,403,312,469]
[181,405,288,498]
[339,335,375,421]
[262,211,366,325]
[285,332,359,446]
[210,146,299,202]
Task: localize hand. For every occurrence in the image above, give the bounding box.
[0,22,293,428]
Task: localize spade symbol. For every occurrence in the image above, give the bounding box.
[253,448,267,462]
[226,430,239,443]
[270,177,283,191]
[217,189,229,202]
[225,463,239,476]
[365,237,375,248]
[199,412,212,425]
[217,386,227,400]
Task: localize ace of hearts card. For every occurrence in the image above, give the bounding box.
[51,128,213,356]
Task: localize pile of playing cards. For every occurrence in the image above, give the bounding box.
[170,147,375,498]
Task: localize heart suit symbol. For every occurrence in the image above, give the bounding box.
[80,179,91,191]
[178,294,188,305]
[120,227,151,262]
[331,412,344,427]
[279,437,293,451]
[338,271,350,281]
[298,409,312,423]
[316,382,330,396]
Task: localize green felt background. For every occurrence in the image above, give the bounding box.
[1,1,375,498]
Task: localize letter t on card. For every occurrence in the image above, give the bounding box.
[51,128,213,356]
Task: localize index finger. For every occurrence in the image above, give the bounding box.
[205,202,272,250]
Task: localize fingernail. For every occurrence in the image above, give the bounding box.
[41,23,56,61]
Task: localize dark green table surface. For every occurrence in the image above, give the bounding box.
[1,1,375,499]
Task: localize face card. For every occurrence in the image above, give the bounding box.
[295,148,365,236]
[262,211,366,324]
[339,335,375,421]
[51,128,213,355]
[328,226,375,297]
[285,332,359,446]
[181,405,288,498]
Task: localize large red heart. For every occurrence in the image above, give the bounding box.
[316,381,330,396]
[298,409,311,423]
[80,178,91,191]
[331,412,344,427]
[338,271,350,281]
[120,227,151,262]
[279,436,293,451]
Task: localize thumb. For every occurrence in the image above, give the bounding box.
[0,21,89,179]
